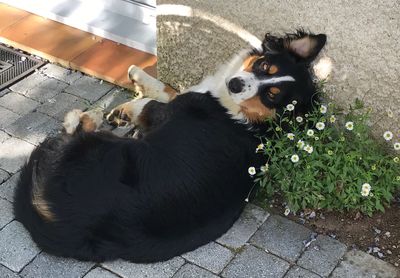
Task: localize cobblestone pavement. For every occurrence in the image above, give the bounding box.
[0,64,398,278]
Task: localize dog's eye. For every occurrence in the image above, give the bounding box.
[260,61,269,71]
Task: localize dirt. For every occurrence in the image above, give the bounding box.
[261,193,400,268]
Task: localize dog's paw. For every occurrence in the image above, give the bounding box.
[128,65,144,83]
[63,109,103,134]
[106,102,134,127]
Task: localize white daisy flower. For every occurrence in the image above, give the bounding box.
[297,140,305,149]
[260,163,269,172]
[361,188,370,197]
[296,116,303,123]
[316,122,325,131]
[304,144,314,154]
[329,115,336,123]
[291,154,299,163]
[362,183,371,191]
[345,121,354,131]
[383,131,393,141]
[394,157,399,163]
[320,105,327,114]
[292,100,298,105]
[286,104,295,111]
[306,129,315,137]
[314,136,319,141]
[287,133,295,140]
[248,167,256,176]
[284,208,291,216]
[256,143,265,153]
[394,142,400,151]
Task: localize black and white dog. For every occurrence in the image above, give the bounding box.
[14,31,326,263]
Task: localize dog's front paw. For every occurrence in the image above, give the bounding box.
[106,102,134,127]
[63,109,103,134]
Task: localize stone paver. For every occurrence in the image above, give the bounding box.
[40,64,83,84]
[0,106,20,129]
[173,263,218,278]
[102,257,185,278]
[182,242,234,274]
[0,92,39,115]
[297,235,347,277]
[284,266,321,278]
[0,88,10,98]
[0,172,20,202]
[21,253,94,278]
[0,198,14,229]
[0,130,11,143]
[84,267,120,278]
[221,245,290,278]
[0,264,20,278]
[0,168,10,184]
[250,215,312,262]
[64,76,114,103]
[5,112,59,145]
[0,221,40,272]
[37,93,87,121]
[9,72,48,95]
[93,87,133,112]
[24,78,69,103]
[0,137,35,173]
[331,249,398,278]
[217,204,269,249]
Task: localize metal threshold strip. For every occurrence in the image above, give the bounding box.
[0,44,46,91]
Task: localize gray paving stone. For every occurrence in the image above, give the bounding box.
[250,215,312,262]
[37,93,88,121]
[0,264,20,278]
[0,198,14,229]
[24,78,69,103]
[331,249,399,278]
[182,242,234,274]
[0,168,10,184]
[0,221,40,272]
[5,112,60,145]
[10,72,48,95]
[0,172,20,202]
[93,87,133,112]
[173,263,218,278]
[0,92,39,115]
[40,63,83,84]
[0,130,11,143]
[21,253,94,278]
[0,138,35,173]
[221,245,290,278]
[0,88,11,97]
[0,106,20,128]
[297,235,347,277]
[284,266,321,278]
[217,204,269,249]
[102,257,185,278]
[84,267,120,278]
[64,76,114,103]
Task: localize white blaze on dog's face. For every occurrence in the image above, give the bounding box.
[226,31,327,123]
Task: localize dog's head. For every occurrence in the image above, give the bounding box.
[227,30,326,122]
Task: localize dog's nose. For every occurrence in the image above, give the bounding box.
[228,78,244,94]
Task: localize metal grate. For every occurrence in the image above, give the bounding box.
[0,45,46,91]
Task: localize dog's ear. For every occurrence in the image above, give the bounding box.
[263,31,327,64]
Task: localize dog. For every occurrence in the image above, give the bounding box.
[14,30,326,263]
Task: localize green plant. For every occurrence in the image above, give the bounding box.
[251,88,400,216]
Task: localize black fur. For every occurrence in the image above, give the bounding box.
[14,31,326,263]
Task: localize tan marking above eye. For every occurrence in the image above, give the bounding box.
[268,65,278,74]
[270,87,280,94]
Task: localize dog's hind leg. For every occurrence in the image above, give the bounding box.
[63,109,104,135]
[128,65,177,103]
[106,98,168,131]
